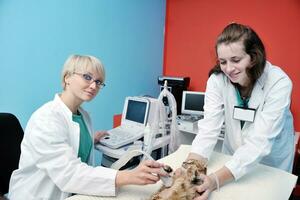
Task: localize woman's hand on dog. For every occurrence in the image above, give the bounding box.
[116,160,167,187]
[193,174,217,200]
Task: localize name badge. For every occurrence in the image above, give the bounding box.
[233,106,256,122]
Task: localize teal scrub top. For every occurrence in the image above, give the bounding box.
[235,87,250,129]
[72,113,92,163]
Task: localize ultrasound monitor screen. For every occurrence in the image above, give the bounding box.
[185,93,204,111]
[125,100,147,124]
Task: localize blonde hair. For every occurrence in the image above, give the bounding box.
[61,55,105,89]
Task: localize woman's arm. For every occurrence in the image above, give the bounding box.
[191,74,226,161]
[115,160,167,187]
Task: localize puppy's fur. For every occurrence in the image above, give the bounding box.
[150,159,207,200]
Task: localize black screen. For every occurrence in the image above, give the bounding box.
[185,93,204,111]
[125,100,147,124]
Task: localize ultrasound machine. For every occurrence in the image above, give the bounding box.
[100,96,150,149]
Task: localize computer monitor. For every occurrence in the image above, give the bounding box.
[121,96,150,128]
[181,91,205,116]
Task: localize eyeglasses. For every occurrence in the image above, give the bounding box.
[73,72,106,88]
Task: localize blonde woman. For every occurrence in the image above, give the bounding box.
[9,55,166,200]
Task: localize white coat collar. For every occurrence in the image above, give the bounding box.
[54,94,93,157]
[54,93,86,119]
[240,61,270,132]
[225,61,270,133]
[54,94,73,119]
[248,61,270,109]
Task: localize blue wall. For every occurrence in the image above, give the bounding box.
[0,0,166,130]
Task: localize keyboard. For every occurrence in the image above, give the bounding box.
[177,114,203,122]
[100,127,144,149]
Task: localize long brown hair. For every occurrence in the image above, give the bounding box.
[209,23,266,84]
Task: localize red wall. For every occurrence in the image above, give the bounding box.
[164,0,300,131]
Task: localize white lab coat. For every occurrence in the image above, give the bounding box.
[8,94,117,200]
[191,61,294,180]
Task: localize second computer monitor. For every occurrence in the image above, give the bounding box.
[181,91,205,116]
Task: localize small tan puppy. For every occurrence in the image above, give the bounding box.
[150,159,207,200]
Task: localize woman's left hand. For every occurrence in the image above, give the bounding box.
[94,130,108,143]
[194,174,216,200]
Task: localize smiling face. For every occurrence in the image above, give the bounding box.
[217,40,252,87]
[61,55,105,110]
[65,67,102,103]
